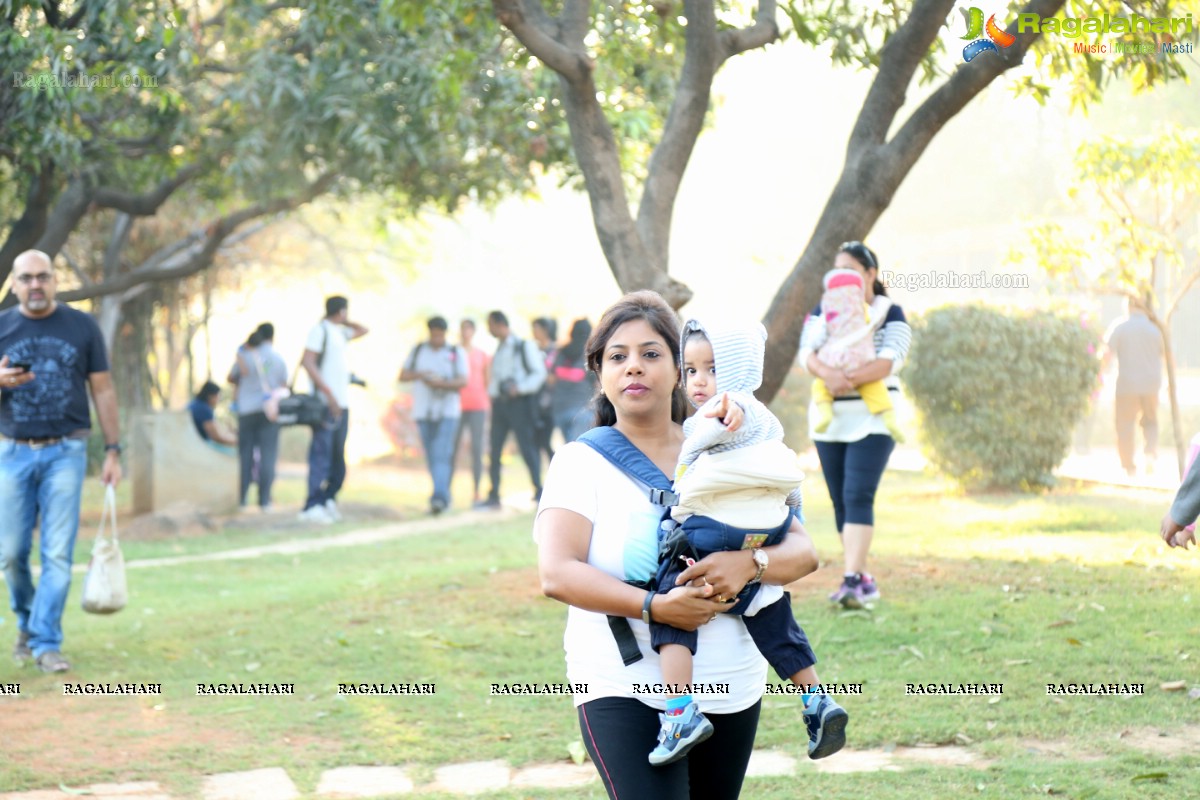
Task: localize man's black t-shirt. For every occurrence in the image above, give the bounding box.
[0,304,109,438]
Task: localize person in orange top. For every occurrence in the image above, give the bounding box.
[455,319,492,506]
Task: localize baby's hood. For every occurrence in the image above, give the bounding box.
[680,318,766,402]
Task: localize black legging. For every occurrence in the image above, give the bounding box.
[814,433,895,531]
[578,696,761,800]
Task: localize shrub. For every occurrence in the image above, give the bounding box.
[905,304,1100,491]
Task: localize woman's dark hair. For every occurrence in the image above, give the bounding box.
[585,291,686,427]
[196,380,221,401]
[558,318,592,363]
[839,240,887,297]
[247,321,273,349]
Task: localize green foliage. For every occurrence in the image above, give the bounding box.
[1011,125,1200,317]
[780,0,1195,108]
[0,0,575,255]
[905,304,1099,492]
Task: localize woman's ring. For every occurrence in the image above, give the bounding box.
[709,614,717,622]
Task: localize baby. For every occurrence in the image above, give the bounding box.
[648,318,848,767]
[809,268,903,442]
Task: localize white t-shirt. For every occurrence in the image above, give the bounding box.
[404,342,468,421]
[305,320,353,407]
[535,442,776,713]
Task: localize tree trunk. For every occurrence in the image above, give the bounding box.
[760,170,891,400]
[1155,321,1187,478]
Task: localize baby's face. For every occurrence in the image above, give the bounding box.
[683,338,717,405]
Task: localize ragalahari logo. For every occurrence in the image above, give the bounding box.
[961,7,1015,61]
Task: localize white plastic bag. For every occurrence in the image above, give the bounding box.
[81,485,127,614]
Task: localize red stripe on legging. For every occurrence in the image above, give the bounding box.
[580,703,619,800]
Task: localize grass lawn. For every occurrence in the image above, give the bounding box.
[1,467,1198,799]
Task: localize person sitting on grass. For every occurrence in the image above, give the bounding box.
[647,318,848,767]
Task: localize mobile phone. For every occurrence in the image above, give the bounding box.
[8,361,31,372]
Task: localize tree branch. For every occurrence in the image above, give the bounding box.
[848,0,956,153]
[637,0,721,272]
[493,0,592,86]
[717,0,778,63]
[1165,266,1200,323]
[882,0,1067,183]
[92,164,203,216]
[58,172,338,303]
[0,160,56,278]
[34,172,93,260]
[58,246,93,287]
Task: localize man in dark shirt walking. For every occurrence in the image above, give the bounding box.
[0,250,122,673]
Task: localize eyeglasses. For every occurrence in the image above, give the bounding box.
[839,241,876,270]
[15,272,54,285]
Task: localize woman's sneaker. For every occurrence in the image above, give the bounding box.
[803,694,848,759]
[829,574,862,607]
[829,573,879,609]
[648,701,714,766]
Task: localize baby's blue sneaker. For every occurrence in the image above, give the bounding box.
[648,701,714,766]
[803,694,848,759]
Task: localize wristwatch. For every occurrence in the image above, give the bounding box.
[104,443,123,455]
[748,548,769,584]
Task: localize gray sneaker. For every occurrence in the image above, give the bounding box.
[13,631,31,662]
[36,650,70,673]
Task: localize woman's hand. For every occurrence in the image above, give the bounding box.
[651,584,730,631]
[1161,513,1193,548]
[822,370,855,396]
[675,550,756,606]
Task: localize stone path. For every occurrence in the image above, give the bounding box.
[0,746,991,799]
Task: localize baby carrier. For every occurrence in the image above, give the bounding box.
[577,426,698,666]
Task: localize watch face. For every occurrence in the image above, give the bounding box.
[753,549,769,568]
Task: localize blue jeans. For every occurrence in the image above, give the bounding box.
[305,408,349,510]
[418,417,458,506]
[0,438,88,658]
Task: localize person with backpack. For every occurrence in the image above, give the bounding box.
[299,295,368,524]
[228,323,288,511]
[531,316,558,464]
[400,316,468,515]
[548,317,597,444]
[533,290,820,799]
[478,310,546,508]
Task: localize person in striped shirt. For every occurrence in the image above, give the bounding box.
[799,242,912,609]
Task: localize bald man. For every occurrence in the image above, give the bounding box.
[0,250,122,673]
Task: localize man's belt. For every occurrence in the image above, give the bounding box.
[4,436,65,448]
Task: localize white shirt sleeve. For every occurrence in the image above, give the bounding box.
[534,444,598,540]
[304,322,325,353]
